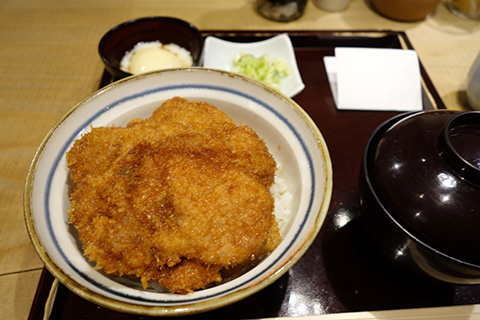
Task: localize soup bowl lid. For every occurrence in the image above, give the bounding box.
[367,110,480,266]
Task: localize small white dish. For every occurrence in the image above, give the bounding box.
[202,33,305,98]
[24,68,331,316]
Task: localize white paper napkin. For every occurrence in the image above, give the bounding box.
[324,47,423,111]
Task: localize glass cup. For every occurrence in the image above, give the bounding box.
[444,0,480,20]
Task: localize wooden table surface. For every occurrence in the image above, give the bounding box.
[1,0,479,319]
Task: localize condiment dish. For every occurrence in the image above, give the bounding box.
[202,33,304,97]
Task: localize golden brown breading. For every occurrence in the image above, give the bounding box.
[66,97,281,294]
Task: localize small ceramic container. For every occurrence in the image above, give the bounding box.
[371,0,442,21]
[313,0,351,12]
[98,16,204,80]
[202,33,305,97]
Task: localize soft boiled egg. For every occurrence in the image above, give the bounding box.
[120,41,193,74]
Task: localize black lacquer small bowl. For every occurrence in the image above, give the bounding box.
[98,16,204,80]
[360,110,480,284]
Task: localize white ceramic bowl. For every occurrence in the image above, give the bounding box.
[24,68,332,316]
[202,33,305,98]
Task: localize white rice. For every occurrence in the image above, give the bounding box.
[271,175,293,232]
[163,43,193,64]
[119,41,193,73]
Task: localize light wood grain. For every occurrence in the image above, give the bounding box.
[1,0,479,319]
[0,270,42,320]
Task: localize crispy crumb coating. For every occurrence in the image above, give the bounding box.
[66,97,281,294]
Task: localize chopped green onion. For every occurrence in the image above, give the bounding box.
[232,53,291,90]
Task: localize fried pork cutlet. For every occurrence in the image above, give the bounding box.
[66,97,281,294]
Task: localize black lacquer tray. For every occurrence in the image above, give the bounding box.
[29,30,480,320]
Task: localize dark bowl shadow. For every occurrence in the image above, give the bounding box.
[321,198,457,312]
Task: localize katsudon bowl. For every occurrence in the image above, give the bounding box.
[24,68,332,316]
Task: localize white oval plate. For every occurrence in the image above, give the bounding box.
[202,33,305,98]
[24,68,331,316]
